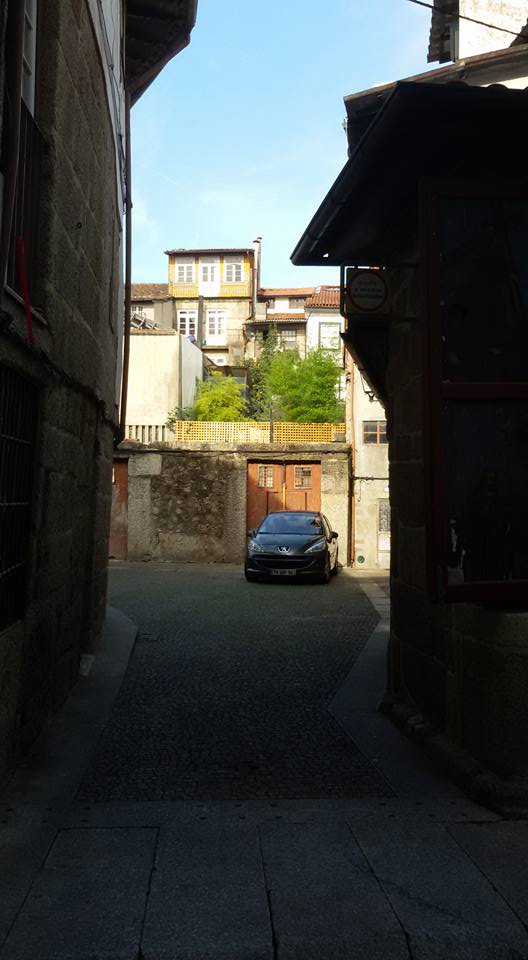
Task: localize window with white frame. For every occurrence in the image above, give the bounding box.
[175,259,195,283]
[178,310,197,337]
[289,298,305,309]
[224,258,243,283]
[207,310,226,340]
[319,322,341,351]
[280,329,297,349]
[201,257,218,283]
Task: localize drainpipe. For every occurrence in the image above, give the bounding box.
[347,354,356,565]
[0,1,25,301]
[118,90,132,443]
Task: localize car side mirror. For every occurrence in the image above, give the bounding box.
[331,531,338,540]
[247,529,256,538]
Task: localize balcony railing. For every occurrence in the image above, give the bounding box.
[5,101,44,303]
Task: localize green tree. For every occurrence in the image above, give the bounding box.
[245,325,280,420]
[191,372,247,422]
[266,347,344,423]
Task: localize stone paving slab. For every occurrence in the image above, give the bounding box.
[142,821,273,960]
[0,820,57,946]
[351,819,528,959]
[0,827,157,960]
[449,821,528,928]
[260,821,409,959]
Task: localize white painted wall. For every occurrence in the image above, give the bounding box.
[181,335,204,408]
[127,330,203,424]
[459,0,527,58]
[352,368,390,569]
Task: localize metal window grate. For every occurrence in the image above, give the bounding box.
[258,465,274,488]
[0,364,38,632]
[378,498,391,532]
[294,466,312,489]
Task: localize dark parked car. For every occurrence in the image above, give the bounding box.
[244,511,339,583]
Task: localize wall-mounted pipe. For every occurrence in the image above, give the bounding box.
[118,90,132,443]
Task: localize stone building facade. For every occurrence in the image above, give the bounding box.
[293,70,528,804]
[0,1,196,779]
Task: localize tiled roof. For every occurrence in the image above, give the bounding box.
[165,247,254,257]
[428,0,458,64]
[258,287,314,298]
[305,286,340,308]
[249,314,306,325]
[131,283,169,301]
[511,17,528,45]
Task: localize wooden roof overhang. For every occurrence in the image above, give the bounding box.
[292,81,528,270]
[292,81,528,399]
[126,0,198,103]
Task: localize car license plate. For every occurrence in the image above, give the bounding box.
[271,569,296,576]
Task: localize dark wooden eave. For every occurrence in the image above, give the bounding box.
[126,0,197,104]
[291,81,528,269]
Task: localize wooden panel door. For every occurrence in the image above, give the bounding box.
[284,463,321,512]
[247,462,321,530]
[247,462,283,530]
[109,460,128,559]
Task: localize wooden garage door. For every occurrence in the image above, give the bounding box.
[246,462,321,531]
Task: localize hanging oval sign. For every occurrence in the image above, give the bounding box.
[346,269,388,313]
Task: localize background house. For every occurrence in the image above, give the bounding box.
[305,286,390,568]
[0,0,196,779]
[165,246,257,376]
[246,287,313,358]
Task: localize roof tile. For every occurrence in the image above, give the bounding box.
[305,286,341,308]
[131,283,169,301]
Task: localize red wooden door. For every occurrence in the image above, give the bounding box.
[246,462,321,531]
[109,460,128,559]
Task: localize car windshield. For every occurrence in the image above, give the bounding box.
[258,514,323,535]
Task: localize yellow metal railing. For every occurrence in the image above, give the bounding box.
[125,422,347,444]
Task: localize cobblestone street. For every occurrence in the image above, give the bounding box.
[79,562,390,801]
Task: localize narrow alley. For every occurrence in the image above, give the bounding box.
[1,566,528,960]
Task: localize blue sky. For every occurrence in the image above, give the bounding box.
[131,0,435,287]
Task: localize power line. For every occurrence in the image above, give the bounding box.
[405,0,522,39]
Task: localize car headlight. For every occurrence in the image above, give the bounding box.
[248,540,265,554]
[305,538,326,554]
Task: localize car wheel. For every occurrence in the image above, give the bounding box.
[331,550,339,575]
[318,555,331,584]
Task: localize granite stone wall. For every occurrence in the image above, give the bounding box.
[0,0,119,777]
[385,267,528,779]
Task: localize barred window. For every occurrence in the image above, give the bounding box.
[294,466,312,489]
[378,498,390,532]
[258,465,274,488]
[0,364,38,632]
